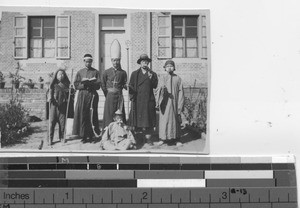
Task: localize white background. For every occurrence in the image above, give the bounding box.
[1,0,300,201]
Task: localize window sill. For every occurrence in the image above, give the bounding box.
[157,57,205,64]
[18,58,66,64]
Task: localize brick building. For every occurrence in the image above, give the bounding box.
[0,7,210,120]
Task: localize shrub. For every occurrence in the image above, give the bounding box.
[182,87,207,133]
[0,98,30,146]
[9,62,25,84]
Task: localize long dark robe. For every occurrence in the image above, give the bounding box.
[72,67,101,138]
[128,68,158,128]
[102,67,127,128]
[156,73,184,141]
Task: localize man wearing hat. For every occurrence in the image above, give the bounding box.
[73,54,101,142]
[156,59,184,146]
[102,39,127,129]
[128,54,158,144]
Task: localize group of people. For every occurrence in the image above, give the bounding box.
[48,40,184,150]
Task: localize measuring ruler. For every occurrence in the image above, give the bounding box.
[0,155,298,208]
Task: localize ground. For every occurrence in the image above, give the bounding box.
[2,120,206,153]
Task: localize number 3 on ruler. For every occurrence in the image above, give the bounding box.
[222,192,228,199]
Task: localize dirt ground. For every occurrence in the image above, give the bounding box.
[2,120,207,153]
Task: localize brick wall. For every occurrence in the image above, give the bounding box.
[63,10,96,76]
[130,12,149,70]
[0,88,48,120]
[0,12,21,82]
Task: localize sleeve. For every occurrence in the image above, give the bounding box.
[101,70,108,96]
[177,78,185,114]
[74,71,85,90]
[101,124,111,143]
[87,70,101,91]
[128,72,136,100]
[49,88,54,100]
[123,71,128,90]
[151,72,158,89]
[154,74,163,109]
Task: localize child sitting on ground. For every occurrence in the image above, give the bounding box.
[100,110,136,150]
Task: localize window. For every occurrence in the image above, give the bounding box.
[29,17,55,58]
[14,15,70,59]
[100,15,126,30]
[157,13,208,59]
[172,16,198,58]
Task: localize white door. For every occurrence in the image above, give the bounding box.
[100,31,127,75]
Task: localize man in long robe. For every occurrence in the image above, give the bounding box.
[128,54,158,144]
[102,40,127,129]
[156,60,184,146]
[73,54,101,141]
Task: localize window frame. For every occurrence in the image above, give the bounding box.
[99,15,127,31]
[29,16,56,58]
[13,15,70,60]
[172,15,199,58]
[14,16,28,59]
[157,13,172,59]
[157,12,208,60]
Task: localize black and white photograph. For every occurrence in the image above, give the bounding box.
[0,6,210,153]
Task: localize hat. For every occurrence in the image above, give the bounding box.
[110,39,121,59]
[115,109,123,115]
[83,54,93,60]
[137,54,152,64]
[164,59,175,68]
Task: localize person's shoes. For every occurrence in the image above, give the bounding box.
[146,141,153,146]
[176,142,183,147]
[60,138,66,143]
[156,141,164,146]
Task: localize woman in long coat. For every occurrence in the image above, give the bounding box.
[156,60,184,146]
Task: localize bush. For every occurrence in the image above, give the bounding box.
[182,87,207,133]
[0,98,30,146]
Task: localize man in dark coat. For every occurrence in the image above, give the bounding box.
[72,54,101,142]
[102,39,127,129]
[128,54,158,144]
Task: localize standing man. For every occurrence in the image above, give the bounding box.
[102,39,127,129]
[128,54,158,144]
[73,54,101,142]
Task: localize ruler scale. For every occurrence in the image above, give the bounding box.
[0,155,298,208]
